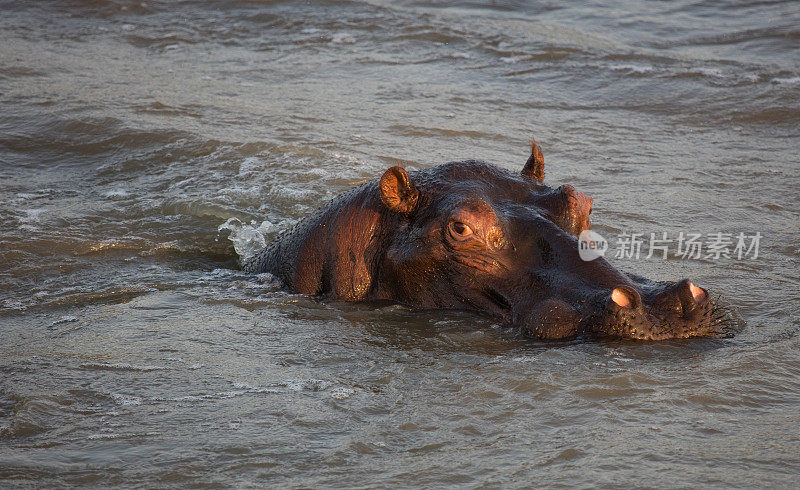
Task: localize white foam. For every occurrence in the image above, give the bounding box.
[500,56,525,64]
[302,167,327,177]
[50,316,78,326]
[88,433,121,440]
[773,77,800,84]
[81,362,167,372]
[744,73,760,83]
[610,64,655,74]
[16,191,50,201]
[451,51,472,59]
[103,189,130,199]
[331,387,356,400]
[274,184,321,199]
[164,357,203,370]
[217,184,262,201]
[285,379,330,392]
[162,380,330,404]
[331,32,356,44]
[215,384,280,399]
[111,393,142,406]
[217,391,246,398]
[696,67,724,78]
[237,156,263,176]
[19,208,47,223]
[207,268,237,278]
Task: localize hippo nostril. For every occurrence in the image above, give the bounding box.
[676,278,707,305]
[688,281,707,302]
[611,286,640,309]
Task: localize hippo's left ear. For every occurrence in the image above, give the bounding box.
[379,166,419,216]
[521,139,544,183]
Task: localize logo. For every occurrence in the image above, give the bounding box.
[578,230,608,261]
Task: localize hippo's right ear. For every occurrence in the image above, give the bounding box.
[521,139,544,183]
[380,166,419,216]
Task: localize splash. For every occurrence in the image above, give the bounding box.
[218,217,278,263]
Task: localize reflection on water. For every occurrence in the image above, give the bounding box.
[1,0,799,486]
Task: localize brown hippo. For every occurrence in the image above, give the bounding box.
[244,141,729,340]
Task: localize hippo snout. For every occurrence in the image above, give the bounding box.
[585,279,718,340]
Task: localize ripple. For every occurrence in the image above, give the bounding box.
[79,362,168,372]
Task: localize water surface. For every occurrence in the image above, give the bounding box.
[1,0,799,487]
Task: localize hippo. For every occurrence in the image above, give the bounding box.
[243,141,730,340]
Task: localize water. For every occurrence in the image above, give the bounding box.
[1,0,799,486]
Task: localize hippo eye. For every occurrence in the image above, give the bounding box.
[448,221,474,240]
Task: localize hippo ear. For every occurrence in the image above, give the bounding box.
[379,166,419,216]
[521,139,544,183]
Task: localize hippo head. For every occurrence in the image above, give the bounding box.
[375,141,728,340]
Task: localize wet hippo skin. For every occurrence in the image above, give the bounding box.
[244,141,728,340]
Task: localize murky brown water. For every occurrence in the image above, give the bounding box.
[2,0,799,487]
